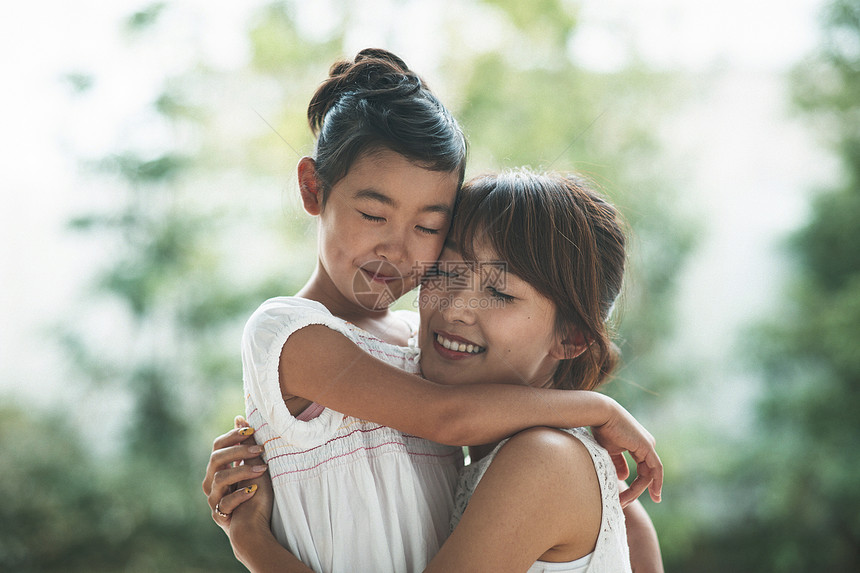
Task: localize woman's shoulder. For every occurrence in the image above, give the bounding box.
[495,427,597,479]
[465,427,602,563]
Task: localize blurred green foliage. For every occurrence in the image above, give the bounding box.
[3,1,692,569]
[18,0,859,570]
[666,0,860,570]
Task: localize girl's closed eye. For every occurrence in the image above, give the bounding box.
[416,225,440,235]
[359,211,385,223]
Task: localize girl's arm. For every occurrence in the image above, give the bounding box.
[281,325,662,502]
[621,488,664,573]
[424,427,600,572]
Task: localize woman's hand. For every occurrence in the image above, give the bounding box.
[202,416,269,534]
[227,462,283,568]
[204,418,312,572]
[590,401,662,507]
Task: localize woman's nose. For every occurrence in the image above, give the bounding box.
[438,287,477,325]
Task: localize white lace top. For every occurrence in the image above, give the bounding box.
[243,297,463,573]
[450,427,631,573]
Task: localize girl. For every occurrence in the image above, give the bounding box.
[204,49,662,572]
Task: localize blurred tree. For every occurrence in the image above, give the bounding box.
[14,0,691,569]
[671,0,860,570]
[447,1,693,406]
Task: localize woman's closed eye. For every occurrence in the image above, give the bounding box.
[424,264,455,279]
[487,286,515,302]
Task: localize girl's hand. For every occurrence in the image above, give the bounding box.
[202,416,269,534]
[590,402,662,507]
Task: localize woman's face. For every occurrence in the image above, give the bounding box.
[417,243,563,388]
[309,148,460,312]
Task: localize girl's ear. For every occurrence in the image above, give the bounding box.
[298,157,324,216]
[550,328,588,360]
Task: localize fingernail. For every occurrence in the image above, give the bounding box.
[252,465,267,472]
[238,427,254,436]
[249,445,263,454]
[243,484,258,494]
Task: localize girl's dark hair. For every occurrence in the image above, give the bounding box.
[451,169,627,391]
[307,48,467,201]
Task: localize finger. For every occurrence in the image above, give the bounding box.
[213,425,256,452]
[203,439,262,495]
[619,472,650,508]
[234,415,249,429]
[610,453,630,480]
[209,462,268,507]
[211,442,263,469]
[646,451,663,503]
[213,483,260,521]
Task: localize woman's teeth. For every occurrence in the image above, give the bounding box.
[435,333,484,354]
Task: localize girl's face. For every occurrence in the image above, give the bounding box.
[418,243,564,388]
[304,148,460,312]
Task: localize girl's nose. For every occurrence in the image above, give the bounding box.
[374,231,407,264]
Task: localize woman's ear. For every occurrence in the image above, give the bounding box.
[298,157,324,215]
[550,328,589,360]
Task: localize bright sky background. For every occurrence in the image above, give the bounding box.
[0,0,835,423]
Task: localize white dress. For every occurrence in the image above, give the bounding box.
[243,297,463,573]
[450,427,632,573]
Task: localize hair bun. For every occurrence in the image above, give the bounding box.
[308,48,423,134]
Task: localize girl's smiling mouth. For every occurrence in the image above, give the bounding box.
[360,261,406,284]
[433,331,486,358]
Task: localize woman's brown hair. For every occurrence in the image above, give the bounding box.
[451,169,626,391]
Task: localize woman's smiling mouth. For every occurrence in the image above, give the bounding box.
[433,332,485,357]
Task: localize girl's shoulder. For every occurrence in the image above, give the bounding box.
[245,296,347,337]
[254,295,333,316]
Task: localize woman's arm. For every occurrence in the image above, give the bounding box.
[227,472,314,573]
[202,418,314,573]
[424,427,600,572]
[280,325,662,502]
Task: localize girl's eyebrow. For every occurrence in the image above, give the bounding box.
[354,189,395,206]
[354,188,452,217]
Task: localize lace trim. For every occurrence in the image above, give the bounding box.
[450,427,631,572]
